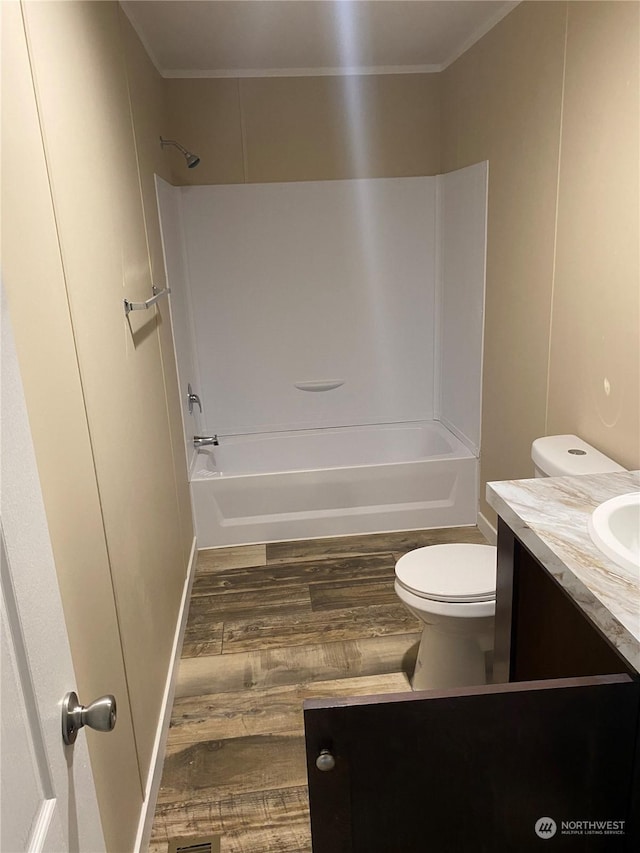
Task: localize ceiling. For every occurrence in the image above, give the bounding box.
[121,1,519,78]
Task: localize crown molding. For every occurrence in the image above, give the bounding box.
[121,0,521,82]
[440,1,520,70]
[162,64,442,79]
[120,1,164,75]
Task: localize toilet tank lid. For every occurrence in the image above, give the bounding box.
[531,435,626,477]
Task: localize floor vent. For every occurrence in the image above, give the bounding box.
[167,836,221,853]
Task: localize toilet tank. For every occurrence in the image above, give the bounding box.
[531,435,626,478]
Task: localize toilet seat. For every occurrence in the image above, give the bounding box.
[395,544,497,603]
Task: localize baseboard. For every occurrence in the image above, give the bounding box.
[134,536,198,853]
[477,510,497,545]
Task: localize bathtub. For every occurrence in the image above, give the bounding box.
[190,420,478,548]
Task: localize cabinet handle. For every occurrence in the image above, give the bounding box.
[315,748,336,771]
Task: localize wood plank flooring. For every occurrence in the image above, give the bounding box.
[149,526,486,853]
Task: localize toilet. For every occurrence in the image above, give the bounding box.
[395,434,626,691]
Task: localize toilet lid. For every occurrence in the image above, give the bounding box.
[395,544,497,603]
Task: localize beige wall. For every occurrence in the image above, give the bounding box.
[165,73,441,184]
[441,1,568,523]
[547,0,640,469]
[441,0,639,525]
[2,2,193,849]
[1,5,143,849]
[121,8,195,566]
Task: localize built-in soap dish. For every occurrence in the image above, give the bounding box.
[294,380,345,392]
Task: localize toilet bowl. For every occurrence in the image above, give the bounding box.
[395,543,496,690]
[396,434,626,691]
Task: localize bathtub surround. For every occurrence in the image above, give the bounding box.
[157,164,487,546]
[168,163,487,444]
[155,175,205,473]
[436,162,487,453]
[171,176,439,435]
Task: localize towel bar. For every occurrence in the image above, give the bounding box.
[124,285,171,316]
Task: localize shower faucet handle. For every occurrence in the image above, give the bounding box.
[187,383,202,414]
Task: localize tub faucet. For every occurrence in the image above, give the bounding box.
[194,435,219,447]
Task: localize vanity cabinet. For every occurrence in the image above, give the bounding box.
[304,518,640,852]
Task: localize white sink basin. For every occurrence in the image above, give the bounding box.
[588,492,640,574]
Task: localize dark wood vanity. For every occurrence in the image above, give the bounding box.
[494,518,636,682]
[304,501,640,852]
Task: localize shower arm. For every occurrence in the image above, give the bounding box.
[160,137,189,157]
[159,136,200,168]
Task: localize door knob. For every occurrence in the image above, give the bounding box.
[62,691,117,745]
[315,748,336,771]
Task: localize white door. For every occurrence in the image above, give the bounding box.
[0,287,105,853]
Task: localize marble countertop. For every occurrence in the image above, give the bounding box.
[486,471,640,673]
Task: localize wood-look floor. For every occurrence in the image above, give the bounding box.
[149,526,486,853]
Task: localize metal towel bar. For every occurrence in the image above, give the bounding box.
[124,285,171,316]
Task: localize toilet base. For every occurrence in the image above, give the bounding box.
[411,620,492,691]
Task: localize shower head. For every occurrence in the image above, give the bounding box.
[160,136,200,169]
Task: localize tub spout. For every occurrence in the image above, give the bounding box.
[194,435,219,447]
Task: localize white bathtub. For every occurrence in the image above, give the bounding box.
[191,420,478,548]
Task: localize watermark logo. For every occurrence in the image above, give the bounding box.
[535,818,557,839]
[534,816,625,839]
